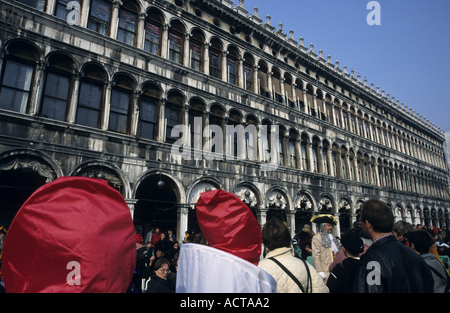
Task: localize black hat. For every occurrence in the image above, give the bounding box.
[310,214,338,225]
[341,232,364,254]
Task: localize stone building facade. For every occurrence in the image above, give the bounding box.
[0,0,449,242]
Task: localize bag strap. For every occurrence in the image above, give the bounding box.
[269,257,310,293]
[429,264,449,282]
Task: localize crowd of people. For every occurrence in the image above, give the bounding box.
[131,227,212,293]
[1,177,449,294]
[133,199,450,293]
[293,200,450,293]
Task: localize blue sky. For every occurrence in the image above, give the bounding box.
[240,0,450,132]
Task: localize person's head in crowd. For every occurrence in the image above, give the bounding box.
[408,230,433,255]
[154,258,171,280]
[262,218,291,251]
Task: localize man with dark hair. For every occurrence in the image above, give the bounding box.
[354,199,434,293]
[409,230,450,293]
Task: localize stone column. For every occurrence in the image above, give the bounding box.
[221,50,228,82]
[67,70,81,123]
[110,0,123,40]
[130,90,141,136]
[238,57,244,88]
[136,12,146,50]
[183,31,191,67]
[28,60,47,115]
[126,199,138,220]
[177,205,189,244]
[161,23,169,59]
[203,42,210,75]
[101,81,114,131]
[158,98,166,142]
[252,65,259,94]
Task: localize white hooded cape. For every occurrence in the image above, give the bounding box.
[176,244,277,293]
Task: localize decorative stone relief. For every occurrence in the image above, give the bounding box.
[266,190,286,209]
[0,159,55,183]
[188,182,217,208]
[319,198,333,212]
[294,194,312,211]
[339,199,351,213]
[234,186,257,208]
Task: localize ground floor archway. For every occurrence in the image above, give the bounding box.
[133,173,179,241]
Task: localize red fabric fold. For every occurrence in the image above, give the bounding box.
[195,189,262,265]
[2,176,136,293]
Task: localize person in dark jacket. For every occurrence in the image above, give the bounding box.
[145,258,175,293]
[327,232,365,293]
[354,199,434,293]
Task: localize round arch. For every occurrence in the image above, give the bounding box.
[0,148,63,227]
[132,170,186,241]
[70,160,131,199]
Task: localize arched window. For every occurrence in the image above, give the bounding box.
[342,104,349,131]
[40,53,76,121]
[325,95,332,123]
[284,74,295,108]
[341,147,349,179]
[296,80,305,112]
[109,74,135,134]
[168,20,185,64]
[349,150,355,180]
[333,100,341,127]
[209,38,222,79]
[371,118,378,142]
[357,152,363,182]
[117,1,139,46]
[272,68,282,103]
[332,144,340,177]
[208,104,225,154]
[322,140,330,175]
[227,47,239,86]
[288,130,299,169]
[55,0,80,21]
[139,83,161,140]
[350,107,357,134]
[227,110,242,159]
[76,64,106,128]
[261,120,272,163]
[316,90,325,121]
[165,91,184,144]
[301,134,310,171]
[0,41,39,114]
[246,116,258,161]
[88,0,112,36]
[145,9,164,55]
[364,116,370,140]
[277,126,286,166]
[306,85,315,116]
[312,137,321,173]
[243,54,254,91]
[357,111,364,136]
[364,155,370,183]
[189,98,206,154]
[370,157,377,185]
[257,61,270,98]
[18,0,45,11]
[190,30,204,72]
[376,121,382,144]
